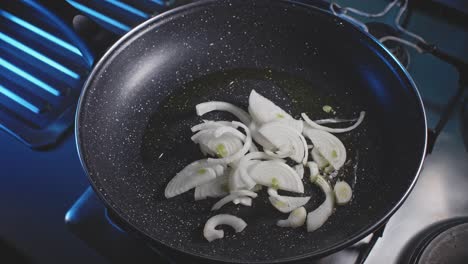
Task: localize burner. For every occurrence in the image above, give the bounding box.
[419,223,468,264]
[366,22,410,69]
[398,218,468,264]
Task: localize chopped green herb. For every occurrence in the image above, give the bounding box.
[331,150,338,158]
[276,113,285,119]
[322,105,336,114]
[197,168,207,174]
[215,144,228,157]
[271,177,280,190]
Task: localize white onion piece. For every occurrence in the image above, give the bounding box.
[307,176,334,232]
[165,160,217,198]
[294,164,304,179]
[194,174,229,201]
[229,154,266,191]
[207,122,252,165]
[277,207,307,228]
[249,122,275,150]
[249,161,304,193]
[304,127,346,170]
[204,135,244,158]
[203,214,247,242]
[279,119,304,133]
[259,122,308,164]
[214,126,246,139]
[231,152,280,191]
[307,162,319,182]
[268,188,310,213]
[233,197,252,206]
[334,181,352,205]
[248,90,292,124]
[310,148,329,169]
[302,111,365,133]
[314,117,359,125]
[213,165,225,177]
[191,121,234,133]
[264,147,293,159]
[196,101,252,125]
[211,190,258,211]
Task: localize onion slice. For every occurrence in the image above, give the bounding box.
[165,160,217,198]
[249,160,304,193]
[196,101,252,125]
[302,111,365,133]
[268,188,310,213]
[259,122,308,164]
[307,176,334,232]
[303,127,346,170]
[307,162,319,183]
[248,90,292,124]
[233,197,252,206]
[334,181,352,205]
[211,190,258,211]
[277,207,307,228]
[294,164,304,179]
[194,174,229,201]
[203,214,247,242]
[206,121,252,165]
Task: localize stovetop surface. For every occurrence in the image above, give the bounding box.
[0,1,467,264]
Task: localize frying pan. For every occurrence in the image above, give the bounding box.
[75,0,427,263]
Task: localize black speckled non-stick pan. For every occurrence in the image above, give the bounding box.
[75,0,427,263]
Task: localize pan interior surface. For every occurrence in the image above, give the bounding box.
[76,0,426,262]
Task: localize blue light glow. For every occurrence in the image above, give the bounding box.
[0,57,61,96]
[66,0,131,33]
[0,84,41,114]
[0,10,82,57]
[104,0,149,18]
[0,32,80,79]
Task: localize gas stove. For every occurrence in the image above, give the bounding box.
[0,1,467,264]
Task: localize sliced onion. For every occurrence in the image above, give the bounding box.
[268,188,310,213]
[206,122,252,165]
[307,162,319,183]
[196,101,252,125]
[310,148,329,169]
[203,214,247,242]
[248,90,292,124]
[279,118,304,133]
[191,120,234,133]
[214,126,246,139]
[294,164,304,179]
[314,117,359,125]
[259,122,308,164]
[211,190,258,211]
[233,197,252,206]
[264,147,293,159]
[249,122,275,150]
[303,127,346,170]
[277,207,307,228]
[194,174,229,201]
[334,181,352,205]
[302,111,365,133]
[249,161,304,193]
[165,160,217,198]
[307,176,334,232]
[230,152,280,191]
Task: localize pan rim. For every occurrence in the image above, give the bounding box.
[74,0,428,263]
